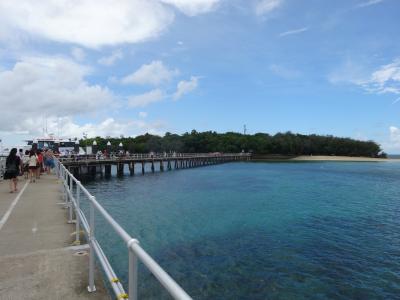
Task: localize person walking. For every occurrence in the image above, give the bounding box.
[28,150,38,183]
[4,148,21,193]
[22,150,30,179]
[36,149,43,179]
[17,148,24,159]
[44,149,55,174]
[17,148,24,177]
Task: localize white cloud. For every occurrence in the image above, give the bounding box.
[122,60,179,86]
[356,0,384,8]
[71,47,86,61]
[269,64,301,79]
[359,59,400,95]
[0,56,114,134]
[173,76,199,100]
[128,89,165,107]
[255,0,283,16]
[98,50,124,66]
[30,116,165,139]
[382,126,400,152]
[53,117,133,139]
[139,112,148,118]
[1,115,167,146]
[390,126,400,142]
[0,0,175,48]
[160,0,221,16]
[329,58,400,97]
[279,27,308,37]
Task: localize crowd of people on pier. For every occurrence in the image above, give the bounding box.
[3,148,55,193]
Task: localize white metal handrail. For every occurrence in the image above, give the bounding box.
[55,158,192,300]
[0,157,5,180]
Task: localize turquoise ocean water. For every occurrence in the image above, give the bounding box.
[83,162,400,299]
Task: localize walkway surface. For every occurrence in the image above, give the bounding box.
[0,174,110,299]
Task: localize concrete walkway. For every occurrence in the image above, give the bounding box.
[0,175,110,299]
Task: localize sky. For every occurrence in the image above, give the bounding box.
[0,0,399,152]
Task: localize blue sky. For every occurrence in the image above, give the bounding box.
[0,0,399,152]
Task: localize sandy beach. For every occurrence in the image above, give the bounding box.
[290,155,398,162]
[251,155,400,162]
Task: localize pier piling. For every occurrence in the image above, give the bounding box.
[61,153,251,180]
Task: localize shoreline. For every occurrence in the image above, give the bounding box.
[251,155,400,162]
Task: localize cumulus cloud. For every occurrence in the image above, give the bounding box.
[0,0,175,48]
[1,115,167,145]
[383,126,400,152]
[279,27,308,37]
[122,60,179,86]
[160,0,221,16]
[0,56,114,133]
[128,89,165,107]
[98,50,124,66]
[390,126,400,142]
[255,0,283,16]
[53,117,133,139]
[0,0,226,48]
[21,116,166,139]
[173,76,199,100]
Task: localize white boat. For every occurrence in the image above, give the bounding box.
[25,135,85,156]
[1,134,87,157]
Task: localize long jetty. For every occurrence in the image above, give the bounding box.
[61,153,251,179]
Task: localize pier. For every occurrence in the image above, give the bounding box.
[0,175,109,299]
[61,153,251,179]
[0,153,251,299]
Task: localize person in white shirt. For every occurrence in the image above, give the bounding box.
[22,150,30,179]
[28,150,38,183]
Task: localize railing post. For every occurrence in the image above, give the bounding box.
[88,199,96,292]
[61,167,65,202]
[128,248,138,300]
[55,160,59,178]
[64,169,68,204]
[68,173,73,223]
[74,182,81,245]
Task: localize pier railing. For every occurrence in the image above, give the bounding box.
[59,152,250,162]
[55,158,192,300]
[0,156,6,180]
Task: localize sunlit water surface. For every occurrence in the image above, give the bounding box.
[82,162,400,299]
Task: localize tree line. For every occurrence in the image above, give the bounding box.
[80,130,385,158]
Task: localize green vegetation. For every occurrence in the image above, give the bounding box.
[81,130,385,158]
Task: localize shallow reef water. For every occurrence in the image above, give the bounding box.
[83,161,400,299]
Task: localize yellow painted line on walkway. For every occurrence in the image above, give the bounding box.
[0,181,29,231]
